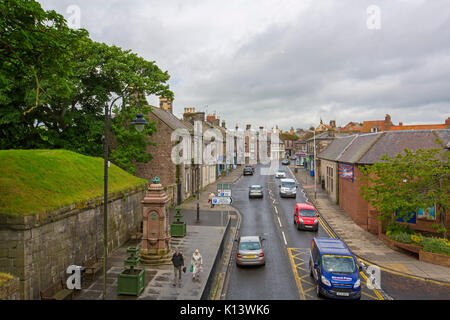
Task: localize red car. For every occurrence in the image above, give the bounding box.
[294,203,319,231]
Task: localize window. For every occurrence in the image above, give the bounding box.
[322,255,357,274]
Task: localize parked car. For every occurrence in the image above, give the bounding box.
[279,178,297,198]
[249,185,263,198]
[281,159,290,165]
[294,203,318,230]
[309,238,362,300]
[243,167,253,176]
[236,236,266,266]
[275,169,286,178]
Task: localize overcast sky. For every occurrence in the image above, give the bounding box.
[39,0,450,131]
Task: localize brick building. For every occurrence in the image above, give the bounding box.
[318,129,450,236]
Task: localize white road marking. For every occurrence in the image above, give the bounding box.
[282,231,288,245]
[274,206,278,214]
[277,216,282,227]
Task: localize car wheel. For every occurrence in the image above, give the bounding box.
[316,283,322,298]
[309,263,314,277]
[296,222,301,230]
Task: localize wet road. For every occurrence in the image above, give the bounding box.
[225,163,384,300]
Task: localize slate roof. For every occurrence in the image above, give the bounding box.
[338,132,383,164]
[317,135,357,161]
[358,129,450,164]
[150,107,191,131]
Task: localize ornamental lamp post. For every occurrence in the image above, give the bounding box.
[102,99,147,300]
[306,129,316,200]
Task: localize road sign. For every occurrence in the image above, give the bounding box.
[212,197,232,205]
[217,183,232,197]
[218,190,232,197]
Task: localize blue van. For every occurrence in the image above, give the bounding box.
[309,237,361,300]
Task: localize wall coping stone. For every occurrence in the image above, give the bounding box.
[0,184,147,230]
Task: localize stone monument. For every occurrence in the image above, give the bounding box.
[140,177,172,265]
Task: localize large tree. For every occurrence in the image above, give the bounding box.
[360,144,449,232]
[0,0,173,173]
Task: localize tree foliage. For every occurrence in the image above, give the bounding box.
[360,144,449,227]
[0,0,173,173]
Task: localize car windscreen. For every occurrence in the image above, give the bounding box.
[281,182,296,188]
[299,209,316,217]
[277,170,285,173]
[250,186,261,191]
[239,241,261,251]
[321,255,356,274]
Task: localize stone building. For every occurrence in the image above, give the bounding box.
[135,100,194,206]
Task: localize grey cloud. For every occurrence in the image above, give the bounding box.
[39,0,450,130]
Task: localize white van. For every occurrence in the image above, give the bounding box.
[279,178,298,198]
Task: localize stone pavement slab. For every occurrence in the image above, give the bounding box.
[74,222,228,300]
[290,165,450,284]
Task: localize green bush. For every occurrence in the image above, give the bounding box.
[388,231,414,244]
[422,237,450,256]
[387,222,414,235]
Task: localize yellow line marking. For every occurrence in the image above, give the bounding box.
[319,217,385,300]
[362,291,379,300]
[287,248,306,300]
[359,271,384,300]
[358,257,450,287]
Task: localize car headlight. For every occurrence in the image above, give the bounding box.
[298,218,304,224]
[354,279,360,289]
[321,275,331,286]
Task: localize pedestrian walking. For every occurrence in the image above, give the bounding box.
[190,249,203,281]
[208,192,215,208]
[171,249,184,287]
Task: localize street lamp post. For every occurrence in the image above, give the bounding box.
[306,129,316,200]
[102,99,147,300]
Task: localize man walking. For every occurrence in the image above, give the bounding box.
[172,249,184,287]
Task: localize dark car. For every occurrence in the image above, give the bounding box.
[281,159,290,165]
[243,167,253,176]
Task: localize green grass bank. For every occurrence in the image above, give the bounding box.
[0,149,148,217]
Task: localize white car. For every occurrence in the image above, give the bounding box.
[275,170,286,178]
[279,178,297,198]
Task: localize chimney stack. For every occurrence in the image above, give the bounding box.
[159,97,173,113]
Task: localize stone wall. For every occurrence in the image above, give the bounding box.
[0,186,146,300]
[0,276,20,300]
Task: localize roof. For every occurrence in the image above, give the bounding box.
[280,178,296,182]
[358,129,450,164]
[150,107,190,131]
[240,236,260,242]
[314,238,352,256]
[295,203,315,210]
[338,132,383,164]
[317,135,357,161]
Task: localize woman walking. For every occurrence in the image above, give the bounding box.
[191,249,203,281]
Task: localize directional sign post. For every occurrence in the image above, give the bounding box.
[216,183,232,227]
[212,197,232,205]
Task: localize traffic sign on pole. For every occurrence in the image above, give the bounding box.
[212,197,232,205]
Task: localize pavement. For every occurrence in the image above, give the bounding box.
[289,165,450,285]
[74,166,243,300]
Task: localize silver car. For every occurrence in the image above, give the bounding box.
[236,236,266,266]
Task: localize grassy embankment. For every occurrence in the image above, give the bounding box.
[0,149,148,217]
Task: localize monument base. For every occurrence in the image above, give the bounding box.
[140,248,173,265]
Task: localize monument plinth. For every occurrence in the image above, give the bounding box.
[139,177,172,265]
